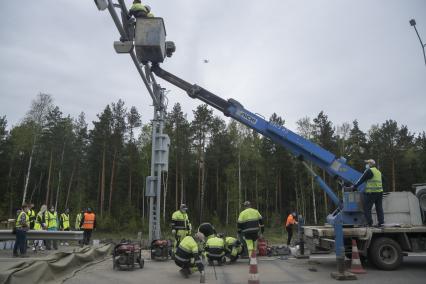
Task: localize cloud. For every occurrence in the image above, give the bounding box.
[0,0,425,134]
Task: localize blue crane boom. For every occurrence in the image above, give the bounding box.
[151,65,365,210]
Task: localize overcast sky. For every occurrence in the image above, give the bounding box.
[1,0,425,135]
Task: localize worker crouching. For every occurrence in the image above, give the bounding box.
[205,234,226,266]
[174,232,205,281]
[223,235,243,263]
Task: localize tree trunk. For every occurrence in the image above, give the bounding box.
[128,171,132,205]
[226,185,229,225]
[200,158,206,222]
[29,171,43,203]
[392,158,396,192]
[108,149,117,214]
[100,145,106,217]
[255,169,259,208]
[65,163,76,208]
[7,158,14,216]
[22,137,36,204]
[216,168,219,211]
[55,141,66,210]
[175,158,179,210]
[45,150,53,205]
[180,173,184,204]
[238,150,241,211]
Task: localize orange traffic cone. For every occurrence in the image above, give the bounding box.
[349,239,366,274]
[248,250,260,284]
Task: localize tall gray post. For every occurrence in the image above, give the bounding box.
[146,87,170,242]
[94,0,170,243]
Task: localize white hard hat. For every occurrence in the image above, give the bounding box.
[195,232,205,242]
[364,159,376,166]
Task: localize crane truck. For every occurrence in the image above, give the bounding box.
[93,0,426,279]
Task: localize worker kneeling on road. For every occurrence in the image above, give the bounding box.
[238,201,264,257]
[174,232,205,280]
[220,234,242,263]
[205,233,226,266]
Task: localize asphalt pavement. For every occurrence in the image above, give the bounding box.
[63,254,426,284]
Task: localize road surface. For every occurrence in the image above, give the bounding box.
[63,254,426,284]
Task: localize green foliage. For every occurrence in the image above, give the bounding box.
[1,94,425,234]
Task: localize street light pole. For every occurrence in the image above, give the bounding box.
[410,19,426,67]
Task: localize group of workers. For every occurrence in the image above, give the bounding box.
[170,158,385,280]
[171,201,264,279]
[13,204,96,257]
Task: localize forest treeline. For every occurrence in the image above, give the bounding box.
[1,93,425,233]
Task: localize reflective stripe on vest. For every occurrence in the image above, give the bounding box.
[15,211,29,228]
[82,213,95,229]
[238,208,262,234]
[365,167,383,193]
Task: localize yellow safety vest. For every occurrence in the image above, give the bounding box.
[15,211,29,228]
[33,211,44,230]
[61,213,70,229]
[130,3,148,13]
[237,208,263,234]
[45,211,58,229]
[171,210,191,231]
[205,236,225,258]
[75,213,82,229]
[365,167,383,193]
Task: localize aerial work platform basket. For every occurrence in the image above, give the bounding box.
[135,18,167,63]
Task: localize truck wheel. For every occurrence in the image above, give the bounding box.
[369,237,402,270]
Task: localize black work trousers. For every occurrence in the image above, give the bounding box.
[363,192,384,226]
[83,229,93,245]
[13,229,27,255]
[286,225,293,246]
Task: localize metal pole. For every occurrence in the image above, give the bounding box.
[148,109,158,242]
[411,21,426,67]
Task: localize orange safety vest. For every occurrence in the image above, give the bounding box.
[285,214,296,227]
[82,212,95,229]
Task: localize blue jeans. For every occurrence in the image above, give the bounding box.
[13,229,27,255]
[363,192,384,226]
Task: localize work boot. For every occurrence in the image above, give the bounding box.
[179,268,190,278]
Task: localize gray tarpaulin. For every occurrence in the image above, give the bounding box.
[0,244,112,284]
